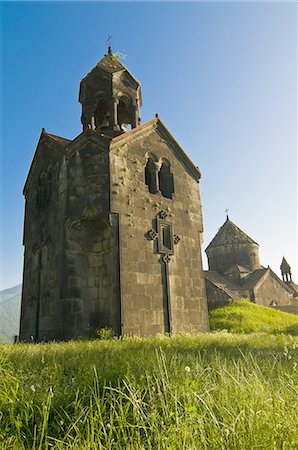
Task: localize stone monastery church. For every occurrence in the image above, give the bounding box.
[204,217,297,311]
[20,48,209,341]
[20,49,297,341]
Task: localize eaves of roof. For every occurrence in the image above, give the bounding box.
[45,132,72,146]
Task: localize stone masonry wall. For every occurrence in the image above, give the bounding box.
[110,124,209,335]
[20,140,66,341]
[207,243,260,275]
[61,136,120,338]
[254,273,293,307]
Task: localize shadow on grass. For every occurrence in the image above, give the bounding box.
[284,323,298,335]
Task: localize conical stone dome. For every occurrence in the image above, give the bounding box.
[205,218,261,275]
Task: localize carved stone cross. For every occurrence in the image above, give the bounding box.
[146,210,180,263]
[146,210,181,334]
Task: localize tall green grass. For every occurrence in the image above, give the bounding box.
[209,299,298,334]
[1,334,298,449]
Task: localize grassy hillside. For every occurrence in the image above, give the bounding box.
[1,334,298,449]
[209,299,298,335]
[0,284,22,343]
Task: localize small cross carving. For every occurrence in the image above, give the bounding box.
[173,234,180,245]
[159,210,168,220]
[162,254,171,264]
[148,229,158,240]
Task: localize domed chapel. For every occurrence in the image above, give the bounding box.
[20,48,209,341]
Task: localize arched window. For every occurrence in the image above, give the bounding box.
[158,159,174,199]
[94,96,109,129]
[145,154,158,194]
[118,95,133,131]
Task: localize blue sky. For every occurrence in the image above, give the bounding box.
[0,1,297,290]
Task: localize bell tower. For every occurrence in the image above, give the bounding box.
[79,47,142,136]
[280,257,292,283]
[20,47,210,341]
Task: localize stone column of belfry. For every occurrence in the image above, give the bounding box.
[133,98,140,128]
[111,96,120,130]
[91,116,96,131]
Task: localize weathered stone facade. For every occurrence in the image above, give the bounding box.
[20,49,209,341]
[204,217,296,309]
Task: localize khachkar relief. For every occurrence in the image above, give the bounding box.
[146,210,180,334]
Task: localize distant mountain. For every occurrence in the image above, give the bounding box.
[0,284,22,343]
